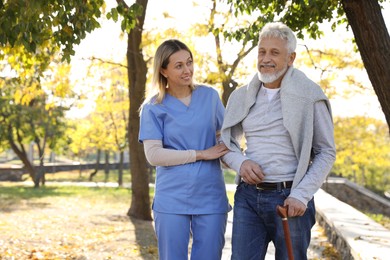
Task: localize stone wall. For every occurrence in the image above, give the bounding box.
[321,177,390,217]
[316,212,354,260]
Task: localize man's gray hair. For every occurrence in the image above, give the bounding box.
[259,22,297,53]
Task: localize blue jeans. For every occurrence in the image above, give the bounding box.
[231,182,316,260]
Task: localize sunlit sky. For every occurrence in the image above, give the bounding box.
[69,0,390,121]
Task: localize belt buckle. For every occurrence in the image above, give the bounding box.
[280,181,291,190]
[276,182,287,190]
[256,184,264,190]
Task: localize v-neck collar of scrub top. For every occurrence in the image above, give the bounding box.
[165,88,197,111]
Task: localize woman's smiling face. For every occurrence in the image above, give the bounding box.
[161,49,194,89]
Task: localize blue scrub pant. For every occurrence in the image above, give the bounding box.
[153,211,228,260]
[231,182,316,260]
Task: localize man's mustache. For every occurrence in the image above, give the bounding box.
[260,64,276,68]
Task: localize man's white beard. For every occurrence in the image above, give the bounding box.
[258,65,288,84]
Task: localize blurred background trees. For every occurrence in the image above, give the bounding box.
[0,0,389,220]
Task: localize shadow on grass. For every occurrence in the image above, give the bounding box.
[129,216,158,260]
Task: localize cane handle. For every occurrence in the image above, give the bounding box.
[276,205,288,218]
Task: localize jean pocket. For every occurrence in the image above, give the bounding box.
[236,181,244,192]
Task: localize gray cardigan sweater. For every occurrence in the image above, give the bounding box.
[221,66,336,205]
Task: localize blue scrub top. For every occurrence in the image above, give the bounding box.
[139,85,231,214]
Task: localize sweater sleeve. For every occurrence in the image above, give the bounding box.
[143,140,196,167]
[220,121,250,183]
[289,100,336,205]
[221,151,249,175]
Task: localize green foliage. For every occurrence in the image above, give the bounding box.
[106,2,143,33]
[365,212,390,229]
[295,46,367,99]
[332,116,390,193]
[226,0,344,41]
[0,0,105,62]
[223,169,237,184]
[66,119,97,158]
[227,190,235,207]
[66,59,129,159]
[0,41,73,176]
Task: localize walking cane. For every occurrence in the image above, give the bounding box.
[276,205,294,260]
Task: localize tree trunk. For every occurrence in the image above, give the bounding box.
[342,0,390,134]
[79,159,83,177]
[34,136,46,187]
[118,150,124,187]
[222,79,238,106]
[89,149,101,181]
[126,0,152,220]
[34,164,45,188]
[7,125,36,180]
[34,156,46,188]
[104,150,109,182]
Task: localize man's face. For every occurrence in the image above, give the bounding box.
[257,37,295,86]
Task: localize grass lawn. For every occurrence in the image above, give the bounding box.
[16,168,237,206]
[0,181,235,209]
[27,168,237,184]
[0,178,235,259]
[0,182,135,205]
[0,182,158,259]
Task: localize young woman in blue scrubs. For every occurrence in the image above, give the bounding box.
[139,39,231,260]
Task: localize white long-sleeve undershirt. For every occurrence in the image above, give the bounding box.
[143,140,196,167]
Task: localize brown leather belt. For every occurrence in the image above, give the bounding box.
[255,181,293,191]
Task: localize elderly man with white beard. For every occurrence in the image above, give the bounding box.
[221,22,336,260]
